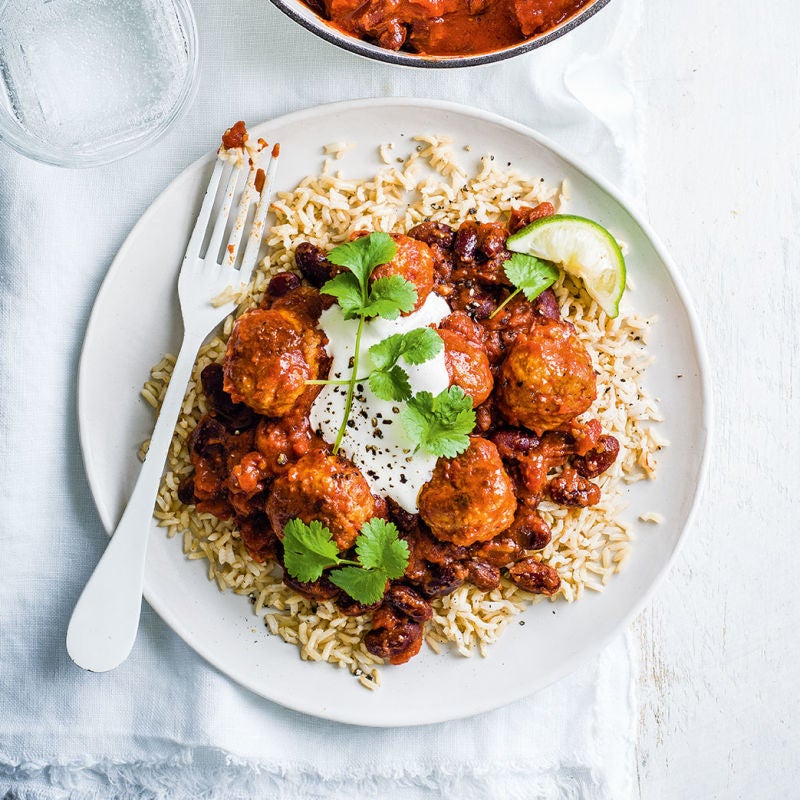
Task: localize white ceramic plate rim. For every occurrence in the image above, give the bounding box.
[78,97,712,726]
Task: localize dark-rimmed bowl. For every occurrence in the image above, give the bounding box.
[269,0,610,68]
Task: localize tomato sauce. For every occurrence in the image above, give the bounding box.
[304,0,593,56]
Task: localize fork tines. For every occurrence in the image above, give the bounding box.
[188,143,279,285]
[230,148,279,278]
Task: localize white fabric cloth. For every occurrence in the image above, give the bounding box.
[0,1,642,796]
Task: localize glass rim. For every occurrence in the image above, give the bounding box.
[0,0,200,168]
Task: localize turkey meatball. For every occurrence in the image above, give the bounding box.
[439,327,493,407]
[496,319,596,434]
[265,451,375,551]
[369,233,434,313]
[223,307,324,417]
[418,437,517,547]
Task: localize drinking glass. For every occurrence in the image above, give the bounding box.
[0,0,198,167]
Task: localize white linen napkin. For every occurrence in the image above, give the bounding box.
[0,0,642,796]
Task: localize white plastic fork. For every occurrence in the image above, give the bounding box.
[66,143,279,672]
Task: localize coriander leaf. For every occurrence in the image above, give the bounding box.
[329,566,388,605]
[368,328,441,373]
[361,275,417,320]
[400,327,443,365]
[435,385,474,425]
[400,391,436,440]
[356,519,409,579]
[503,252,560,301]
[320,272,364,319]
[327,232,397,289]
[423,426,474,459]
[369,364,412,402]
[401,386,476,459]
[282,518,342,583]
[368,332,406,371]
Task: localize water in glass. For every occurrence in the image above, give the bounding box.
[0,0,191,152]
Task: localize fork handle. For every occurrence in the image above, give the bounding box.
[67,328,205,672]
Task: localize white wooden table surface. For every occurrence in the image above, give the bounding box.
[632,2,800,796]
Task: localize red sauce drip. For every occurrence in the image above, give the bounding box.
[254,168,266,194]
[221,120,248,150]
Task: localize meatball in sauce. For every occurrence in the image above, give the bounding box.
[418,437,517,546]
[266,450,376,551]
[438,312,494,407]
[223,307,326,417]
[496,318,597,435]
[370,233,435,314]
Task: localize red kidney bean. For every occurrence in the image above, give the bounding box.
[267,271,301,298]
[336,595,383,617]
[188,415,228,460]
[281,571,341,601]
[177,476,195,505]
[454,222,479,264]
[199,363,256,431]
[508,202,556,234]
[491,428,541,460]
[294,242,334,287]
[408,221,455,249]
[386,585,433,622]
[420,563,468,598]
[507,557,561,595]
[477,224,507,257]
[470,535,522,567]
[532,288,561,321]
[548,468,601,507]
[364,606,423,664]
[573,435,620,478]
[466,559,501,590]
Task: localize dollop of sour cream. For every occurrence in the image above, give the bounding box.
[310,293,451,513]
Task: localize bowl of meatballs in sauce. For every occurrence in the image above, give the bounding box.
[269,0,610,67]
[179,202,623,669]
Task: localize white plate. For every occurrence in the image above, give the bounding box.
[78,98,711,726]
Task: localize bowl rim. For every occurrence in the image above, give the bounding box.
[268,0,611,68]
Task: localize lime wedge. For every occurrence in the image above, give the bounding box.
[506,214,626,318]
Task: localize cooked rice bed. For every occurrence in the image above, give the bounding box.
[144,137,663,688]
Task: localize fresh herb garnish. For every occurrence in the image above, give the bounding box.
[281,517,409,605]
[282,519,340,583]
[359,275,418,321]
[489,252,560,319]
[326,234,397,294]
[366,327,443,402]
[401,385,476,458]
[354,518,410,575]
[318,272,364,319]
[322,234,416,321]
[311,235,471,458]
[329,567,388,606]
[318,233,418,452]
[367,367,412,403]
[369,327,443,370]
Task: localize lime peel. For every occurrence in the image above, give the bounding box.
[505,214,626,318]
